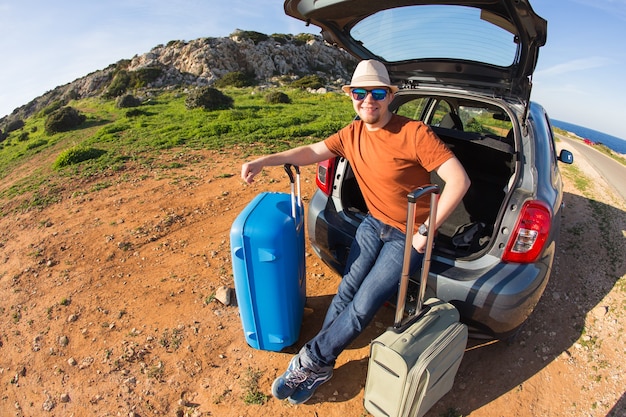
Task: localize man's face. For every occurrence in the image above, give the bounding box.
[350,87,393,126]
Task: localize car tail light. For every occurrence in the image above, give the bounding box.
[502,200,552,263]
[316,158,336,196]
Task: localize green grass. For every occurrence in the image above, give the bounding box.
[562,163,591,194]
[0,87,354,213]
[562,163,624,282]
[240,367,268,405]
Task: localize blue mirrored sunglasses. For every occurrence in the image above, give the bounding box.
[350,88,389,101]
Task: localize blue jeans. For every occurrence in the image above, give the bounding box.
[304,215,423,368]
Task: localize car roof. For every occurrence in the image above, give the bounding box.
[284,0,547,103]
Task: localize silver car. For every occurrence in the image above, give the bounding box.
[285,0,574,339]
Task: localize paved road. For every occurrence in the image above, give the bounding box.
[557,133,626,202]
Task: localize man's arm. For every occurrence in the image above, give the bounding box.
[412,157,470,253]
[241,140,335,184]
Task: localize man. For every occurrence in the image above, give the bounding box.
[241,60,470,404]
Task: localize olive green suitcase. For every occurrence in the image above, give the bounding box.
[363,185,468,417]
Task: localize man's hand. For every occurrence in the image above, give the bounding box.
[241,160,263,184]
[412,233,427,254]
[240,141,335,185]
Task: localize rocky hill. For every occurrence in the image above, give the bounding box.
[1,30,357,132]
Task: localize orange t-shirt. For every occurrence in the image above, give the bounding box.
[324,114,454,234]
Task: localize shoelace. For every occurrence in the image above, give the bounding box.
[285,368,310,388]
[300,369,330,388]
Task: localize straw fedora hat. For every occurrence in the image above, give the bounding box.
[342,60,399,94]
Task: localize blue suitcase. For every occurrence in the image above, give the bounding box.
[230,165,306,351]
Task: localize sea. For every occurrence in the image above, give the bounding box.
[551,119,626,155]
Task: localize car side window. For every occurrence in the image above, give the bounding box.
[458,106,512,138]
[396,97,429,121]
[430,101,452,126]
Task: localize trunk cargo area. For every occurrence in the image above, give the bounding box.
[340,126,516,260]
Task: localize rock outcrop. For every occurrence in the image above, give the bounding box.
[1,30,356,131]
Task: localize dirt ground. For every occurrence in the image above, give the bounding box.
[1,141,625,417]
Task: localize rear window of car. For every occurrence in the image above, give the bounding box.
[458,105,513,137]
[350,4,518,68]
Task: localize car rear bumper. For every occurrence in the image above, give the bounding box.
[428,249,553,338]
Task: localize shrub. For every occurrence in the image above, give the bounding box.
[265,91,291,104]
[465,118,496,134]
[41,100,65,116]
[294,33,316,44]
[133,67,162,87]
[105,67,162,98]
[5,119,25,133]
[291,75,325,90]
[270,33,291,45]
[64,89,80,101]
[105,70,131,98]
[26,139,47,150]
[115,59,131,70]
[116,94,141,108]
[185,87,234,111]
[232,30,269,44]
[44,107,86,134]
[215,71,256,88]
[53,146,106,169]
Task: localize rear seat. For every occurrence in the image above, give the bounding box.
[431,126,514,184]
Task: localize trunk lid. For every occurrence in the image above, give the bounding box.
[284,0,546,104]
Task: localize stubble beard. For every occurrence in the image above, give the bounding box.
[360,113,380,125]
[356,103,382,125]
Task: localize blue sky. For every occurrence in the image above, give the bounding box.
[1,0,625,140]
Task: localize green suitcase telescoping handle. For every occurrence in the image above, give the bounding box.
[394,184,440,329]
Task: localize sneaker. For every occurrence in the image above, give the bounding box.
[287,366,333,405]
[271,354,309,400]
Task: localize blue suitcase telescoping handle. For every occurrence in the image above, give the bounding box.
[283,164,301,220]
[394,184,440,330]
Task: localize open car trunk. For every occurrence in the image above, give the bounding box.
[338,124,517,260]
